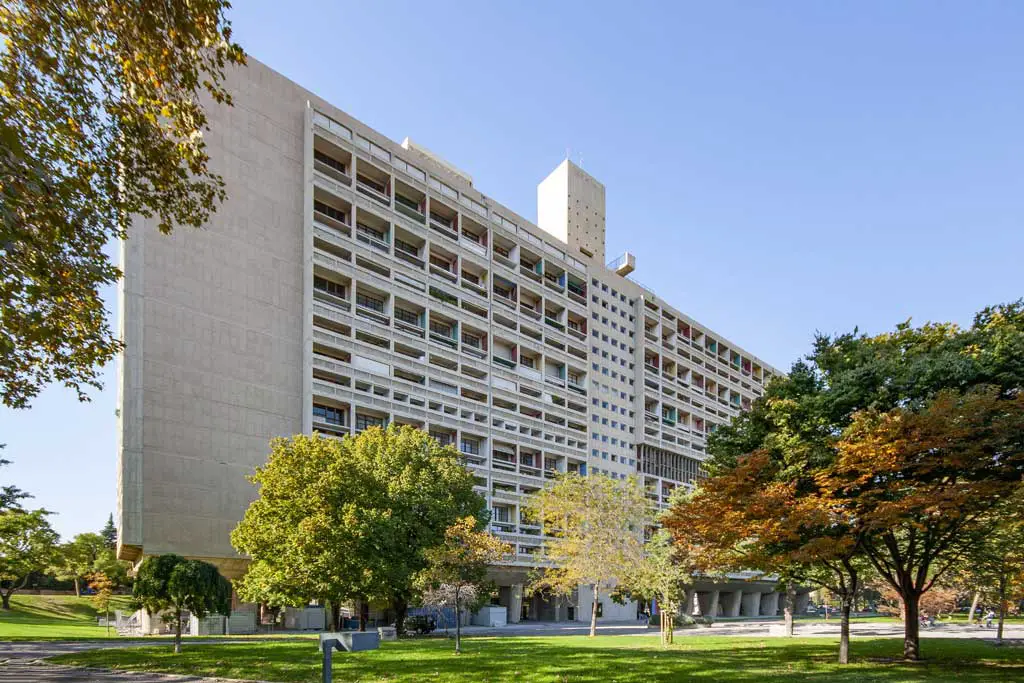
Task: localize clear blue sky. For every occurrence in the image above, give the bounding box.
[2,0,1022,540]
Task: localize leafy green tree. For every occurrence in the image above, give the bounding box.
[628,528,695,646]
[133,554,231,653]
[232,427,485,634]
[101,514,117,550]
[53,532,106,596]
[525,473,650,637]
[415,516,511,653]
[0,0,245,408]
[0,508,59,609]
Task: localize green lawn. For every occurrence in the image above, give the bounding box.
[0,593,133,639]
[49,635,1024,682]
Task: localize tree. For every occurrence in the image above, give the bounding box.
[232,427,485,634]
[0,508,59,609]
[53,532,106,596]
[88,571,115,636]
[0,452,31,511]
[957,490,1024,644]
[133,554,231,653]
[0,0,245,409]
[701,300,1024,662]
[524,473,650,637]
[415,516,511,653]
[823,388,1024,659]
[101,514,117,550]
[665,449,869,664]
[628,528,694,645]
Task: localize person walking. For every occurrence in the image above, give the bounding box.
[984,609,996,629]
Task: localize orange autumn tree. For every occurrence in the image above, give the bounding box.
[665,449,868,664]
[824,387,1024,660]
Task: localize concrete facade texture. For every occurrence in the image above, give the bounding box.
[117,57,780,614]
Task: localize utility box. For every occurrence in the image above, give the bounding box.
[472,606,508,627]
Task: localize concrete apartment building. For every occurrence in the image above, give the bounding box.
[117,58,783,627]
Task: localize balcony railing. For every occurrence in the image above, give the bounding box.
[395,199,426,224]
[355,179,390,206]
[314,159,351,186]
[492,356,516,370]
[394,248,424,268]
[313,209,352,237]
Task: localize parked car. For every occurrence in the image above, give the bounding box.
[406,615,436,635]
[806,605,818,614]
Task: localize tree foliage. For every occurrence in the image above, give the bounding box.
[685,300,1024,662]
[0,453,31,511]
[101,513,117,550]
[628,528,695,645]
[525,473,650,637]
[0,507,59,609]
[133,554,231,653]
[415,516,510,653]
[52,532,106,596]
[88,570,115,635]
[232,427,485,634]
[0,0,245,408]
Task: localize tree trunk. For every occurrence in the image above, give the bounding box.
[174,609,182,654]
[967,590,981,624]
[329,601,341,631]
[73,576,81,598]
[589,585,599,637]
[903,592,921,661]
[666,611,673,645]
[454,588,462,654]
[1,590,10,611]
[838,601,851,665]
[997,574,1007,645]
[784,584,796,637]
[358,598,368,632]
[393,597,408,636]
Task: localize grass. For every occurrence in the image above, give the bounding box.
[0,593,134,640]
[48,635,1024,682]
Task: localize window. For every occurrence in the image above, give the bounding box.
[314,276,346,299]
[314,149,347,174]
[395,237,419,256]
[314,200,346,224]
[394,307,420,326]
[313,404,345,426]
[356,222,386,241]
[460,438,480,455]
[355,413,385,431]
[356,292,384,312]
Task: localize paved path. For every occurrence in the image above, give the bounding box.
[0,640,264,682]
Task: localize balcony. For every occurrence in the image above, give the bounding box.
[313,209,351,237]
[355,177,390,206]
[313,288,351,312]
[519,303,541,320]
[394,246,424,268]
[313,157,351,187]
[395,196,426,224]
[355,224,389,253]
[493,356,516,370]
[429,212,458,241]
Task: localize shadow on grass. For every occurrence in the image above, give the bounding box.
[48,636,1024,683]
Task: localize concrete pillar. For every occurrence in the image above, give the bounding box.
[722,590,743,617]
[760,591,780,617]
[795,592,811,615]
[741,591,762,617]
[697,590,720,617]
[684,589,697,616]
[508,584,523,624]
